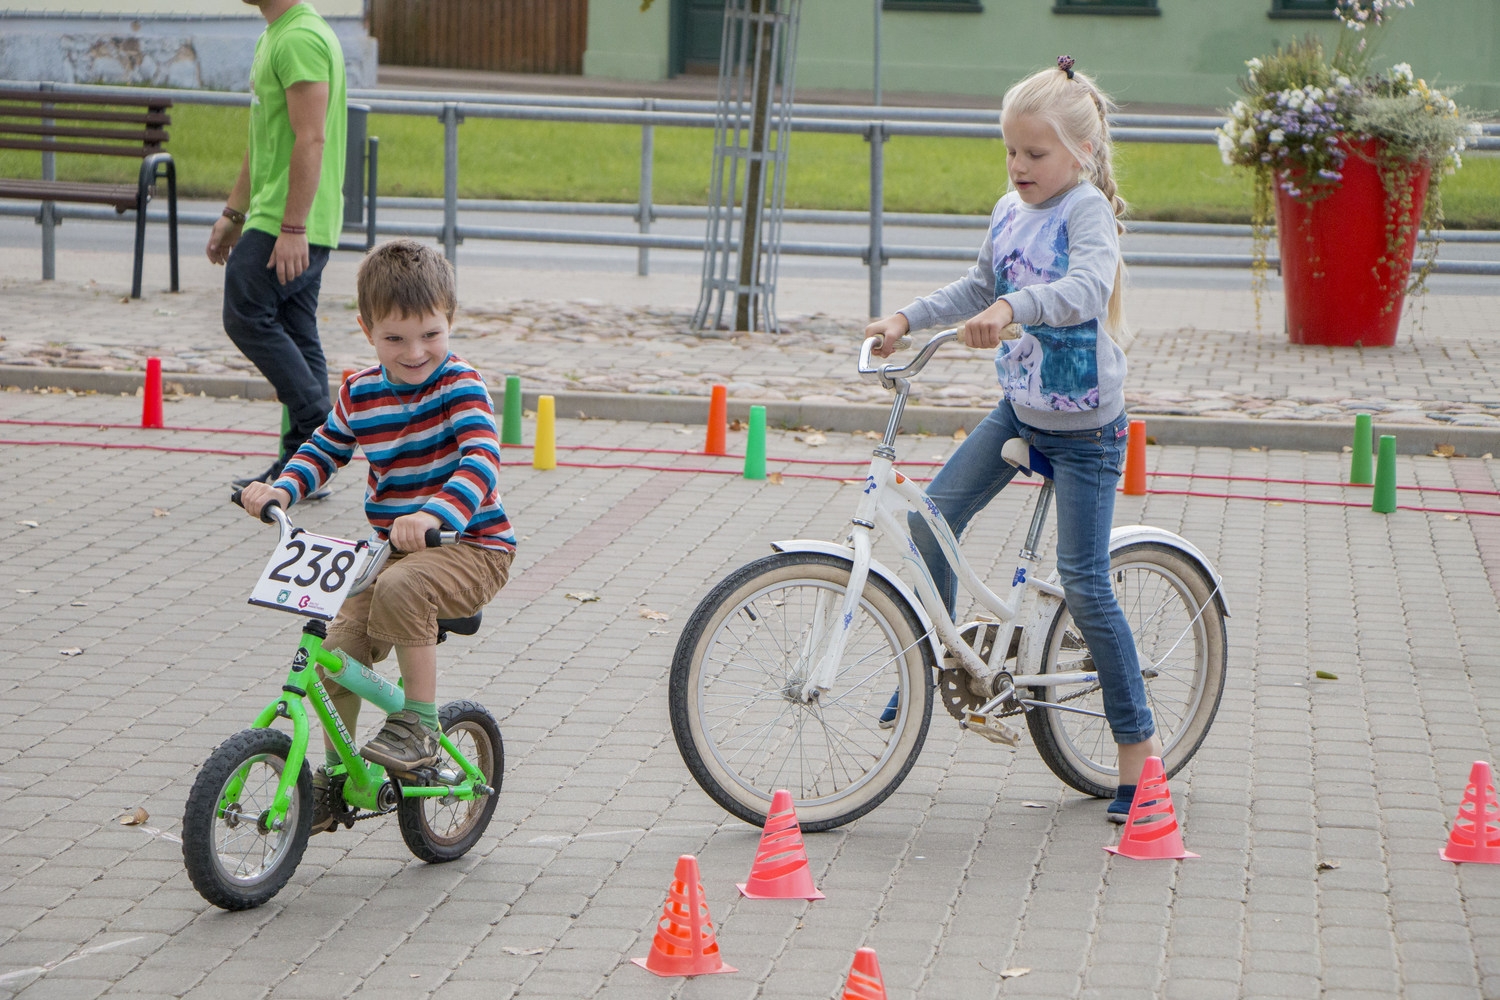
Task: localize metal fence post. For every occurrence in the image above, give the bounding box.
[867,120,886,318]
[39,81,56,281]
[638,99,655,276]
[440,102,461,265]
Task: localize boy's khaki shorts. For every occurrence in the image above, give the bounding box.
[325,542,512,666]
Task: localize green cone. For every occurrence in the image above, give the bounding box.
[744,405,767,480]
[1372,434,1397,513]
[1350,413,1373,485]
[502,374,523,446]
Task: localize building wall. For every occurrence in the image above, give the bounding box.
[0,2,377,89]
[585,2,1499,111]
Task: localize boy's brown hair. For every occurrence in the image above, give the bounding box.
[356,239,457,325]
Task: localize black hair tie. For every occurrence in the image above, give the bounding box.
[1058,55,1076,80]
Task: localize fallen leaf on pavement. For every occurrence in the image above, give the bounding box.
[1444,514,1460,521]
[1315,670,1339,680]
[70,601,87,607]
[118,807,149,826]
[953,427,968,441]
[19,520,39,528]
[1432,444,1456,458]
[564,591,600,603]
[767,471,784,485]
[1000,968,1030,979]
[639,607,669,622]
[502,947,546,956]
[1317,859,1341,871]
[59,647,83,657]
[729,418,746,431]
[152,508,170,518]
[17,589,36,594]
[796,432,826,446]
[1020,801,1048,809]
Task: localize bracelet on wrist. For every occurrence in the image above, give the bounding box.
[221,206,246,226]
[279,222,307,236]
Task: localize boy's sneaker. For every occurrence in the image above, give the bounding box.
[310,767,335,835]
[1107,783,1136,824]
[359,710,441,776]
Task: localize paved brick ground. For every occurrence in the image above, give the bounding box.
[1,390,1498,999]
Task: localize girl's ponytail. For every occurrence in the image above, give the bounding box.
[1002,59,1130,337]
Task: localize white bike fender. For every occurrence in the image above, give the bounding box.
[1110,524,1232,617]
[770,539,944,667]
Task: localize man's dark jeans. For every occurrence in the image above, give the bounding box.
[223,228,333,463]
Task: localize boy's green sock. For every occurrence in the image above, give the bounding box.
[405,698,439,733]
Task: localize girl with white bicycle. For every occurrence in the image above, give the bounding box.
[865,56,1159,823]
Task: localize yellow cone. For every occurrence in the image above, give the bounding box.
[534,395,556,470]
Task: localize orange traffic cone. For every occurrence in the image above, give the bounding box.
[841,947,887,1000]
[1122,418,1147,496]
[705,384,728,456]
[631,855,736,977]
[1104,756,1198,860]
[1440,761,1500,864]
[738,789,824,899]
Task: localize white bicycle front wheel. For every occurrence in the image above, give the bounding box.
[669,552,935,831]
[1025,542,1228,798]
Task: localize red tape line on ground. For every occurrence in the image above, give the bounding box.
[4,436,1497,514]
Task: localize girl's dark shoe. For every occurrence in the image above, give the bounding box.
[1107,783,1136,824]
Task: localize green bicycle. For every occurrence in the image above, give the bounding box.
[182,495,503,910]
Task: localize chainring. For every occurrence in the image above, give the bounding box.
[937,620,1015,720]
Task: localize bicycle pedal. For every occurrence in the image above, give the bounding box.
[960,711,1022,746]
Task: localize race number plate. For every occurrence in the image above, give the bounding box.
[248,530,364,621]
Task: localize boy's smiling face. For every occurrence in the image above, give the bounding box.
[360,309,451,385]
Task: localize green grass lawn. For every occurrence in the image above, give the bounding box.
[4,102,1497,228]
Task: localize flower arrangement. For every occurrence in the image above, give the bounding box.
[1216,0,1480,314]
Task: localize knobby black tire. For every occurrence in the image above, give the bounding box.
[182,728,312,911]
[669,551,935,832]
[397,700,503,863]
[1026,542,1228,798]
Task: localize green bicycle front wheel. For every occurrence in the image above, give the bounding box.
[182,728,312,911]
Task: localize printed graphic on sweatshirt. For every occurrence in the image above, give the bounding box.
[989,196,1100,413]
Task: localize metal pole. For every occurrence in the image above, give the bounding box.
[40,81,56,281]
[868,120,885,318]
[873,0,882,107]
[440,102,460,265]
[637,100,654,276]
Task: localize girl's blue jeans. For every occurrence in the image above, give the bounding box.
[909,400,1156,745]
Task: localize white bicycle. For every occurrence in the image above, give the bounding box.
[668,330,1229,831]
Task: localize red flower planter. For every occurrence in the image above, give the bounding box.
[1274,140,1432,347]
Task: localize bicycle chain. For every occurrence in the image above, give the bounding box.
[936,621,1100,720]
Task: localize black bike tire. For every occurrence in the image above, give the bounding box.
[182,728,312,911]
[396,699,503,863]
[669,551,935,832]
[1026,542,1228,798]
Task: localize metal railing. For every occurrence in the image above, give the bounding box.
[4,80,1497,316]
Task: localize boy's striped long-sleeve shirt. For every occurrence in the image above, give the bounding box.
[275,356,516,552]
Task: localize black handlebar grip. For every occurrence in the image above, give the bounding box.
[424,528,444,549]
[259,498,282,524]
[230,489,244,509]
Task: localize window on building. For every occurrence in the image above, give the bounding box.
[1269,0,1336,18]
[1052,0,1159,16]
[883,0,982,10]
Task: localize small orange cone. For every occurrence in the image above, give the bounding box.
[705,384,728,456]
[841,947,887,1000]
[1441,761,1500,864]
[738,789,824,899]
[1104,756,1198,860]
[1122,418,1147,496]
[631,855,736,977]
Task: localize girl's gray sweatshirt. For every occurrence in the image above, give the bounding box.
[896,181,1126,433]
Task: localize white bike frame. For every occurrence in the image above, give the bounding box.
[790,332,1228,726]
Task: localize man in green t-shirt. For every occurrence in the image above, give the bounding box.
[208,0,347,489]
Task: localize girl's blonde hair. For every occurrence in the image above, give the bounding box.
[1001,58,1129,336]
